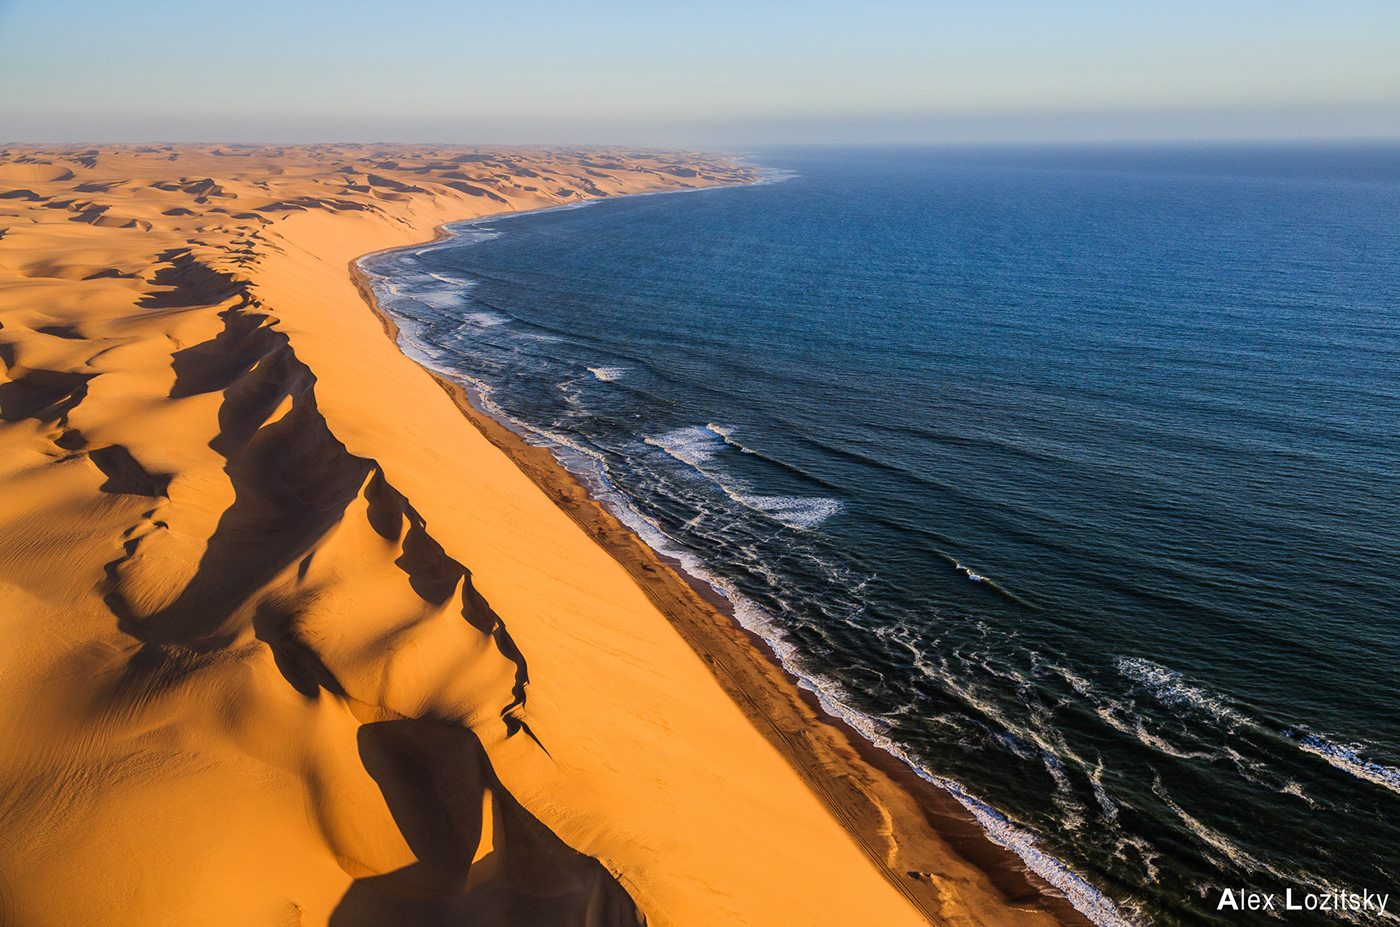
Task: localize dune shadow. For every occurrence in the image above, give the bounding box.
[137,249,244,309]
[104,304,371,645]
[331,719,644,927]
[0,368,94,424]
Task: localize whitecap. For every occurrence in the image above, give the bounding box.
[1091,761,1120,824]
[954,561,988,582]
[465,311,507,327]
[727,492,842,530]
[1115,657,1247,728]
[1153,777,1293,882]
[416,290,469,311]
[427,270,475,288]
[730,619,1142,926]
[587,365,627,381]
[645,425,724,468]
[1294,733,1400,796]
[705,422,756,453]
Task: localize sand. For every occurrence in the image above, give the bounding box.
[0,143,1087,927]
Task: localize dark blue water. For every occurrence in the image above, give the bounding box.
[362,146,1400,926]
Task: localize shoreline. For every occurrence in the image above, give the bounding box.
[352,212,1095,927]
[1,143,1096,926]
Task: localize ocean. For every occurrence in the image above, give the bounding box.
[361,145,1400,926]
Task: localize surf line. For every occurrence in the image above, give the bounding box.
[357,188,1132,927]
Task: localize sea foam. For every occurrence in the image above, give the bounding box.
[1294,733,1400,796]
[646,426,840,529]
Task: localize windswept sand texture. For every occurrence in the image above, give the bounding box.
[0,145,1084,927]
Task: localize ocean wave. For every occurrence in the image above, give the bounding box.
[376,270,472,312]
[954,561,989,583]
[645,425,841,529]
[462,309,507,328]
[1153,777,1290,881]
[1129,716,1217,761]
[752,167,800,186]
[728,492,842,530]
[645,424,721,468]
[1113,836,1160,882]
[1293,732,1400,796]
[948,559,1038,608]
[1149,776,1392,923]
[421,290,469,310]
[1087,658,1399,811]
[1044,752,1087,831]
[1044,656,1224,762]
[420,225,502,251]
[735,620,1142,927]
[947,792,1143,927]
[706,422,757,454]
[371,283,1135,925]
[1090,761,1120,824]
[587,365,627,382]
[427,270,476,288]
[1115,657,1247,728]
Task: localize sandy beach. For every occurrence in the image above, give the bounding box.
[0,144,1087,926]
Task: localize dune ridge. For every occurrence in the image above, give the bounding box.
[0,144,1084,926]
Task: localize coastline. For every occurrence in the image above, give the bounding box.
[352,216,1094,927]
[0,143,1088,926]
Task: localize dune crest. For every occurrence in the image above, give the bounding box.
[0,145,1081,927]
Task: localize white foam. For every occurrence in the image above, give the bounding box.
[725,491,838,529]
[1115,657,1247,728]
[954,561,988,583]
[360,211,1136,927]
[705,422,756,453]
[465,310,507,327]
[587,365,628,382]
[1090,761,1120,824]
[1114,837,1161,882]
[1053,663,1097,699]
[427,270,475,288]
[1153,778,1290,881]
[1129,717,1217,761]
[646,424,723,468]
[555,379,586,408]
[1044,753,1087,831]
[645,426,841,529]
[505,508,1138,925]
[1295,733,1400,796]
[941,784,1142,927]
[419,291,468,310]
[751,167,799,185]
[514,329,562,344]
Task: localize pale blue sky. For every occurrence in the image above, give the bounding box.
[1,0,1397,144]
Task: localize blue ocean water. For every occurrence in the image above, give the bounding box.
[362,146,1400,926]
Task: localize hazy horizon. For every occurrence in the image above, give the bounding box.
[2,0,1397,146]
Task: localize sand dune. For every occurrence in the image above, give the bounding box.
[0,144,1084,926]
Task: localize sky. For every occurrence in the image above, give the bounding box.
[1,0,1398,146]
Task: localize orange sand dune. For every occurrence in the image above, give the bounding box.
[0,144,1085,927]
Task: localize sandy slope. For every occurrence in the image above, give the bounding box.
[0,144,1082,927]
